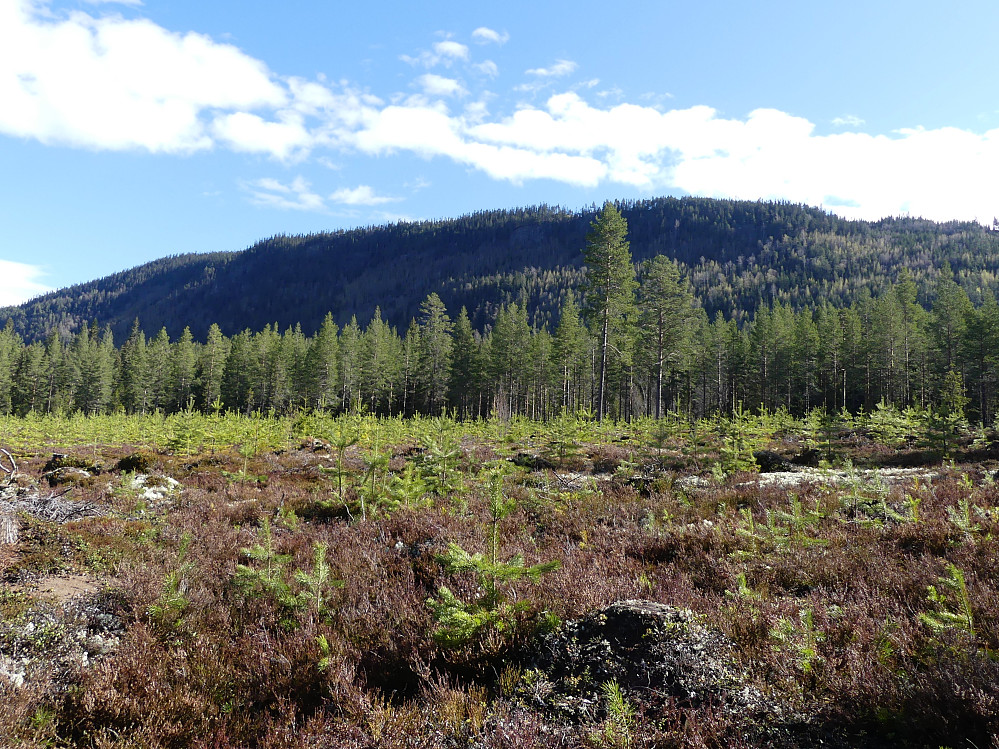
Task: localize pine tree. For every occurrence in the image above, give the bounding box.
[636,256,694,418]
[580,202,636,421]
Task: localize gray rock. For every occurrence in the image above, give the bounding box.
[522,600,773,721]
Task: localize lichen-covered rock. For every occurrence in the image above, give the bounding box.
[0,586,125,690]
[521,600,773,722]
[127,473,181,504]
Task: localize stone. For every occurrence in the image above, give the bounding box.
[753,450,792,473]
[522,600,773,722]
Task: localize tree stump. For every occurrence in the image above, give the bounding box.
[0,512,18,546]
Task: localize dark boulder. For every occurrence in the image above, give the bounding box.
[790,448,821,467]
[511,452,555,471]
[522,600,773,721]
[753,450,792,473]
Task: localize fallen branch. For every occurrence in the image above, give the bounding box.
[0,448,15,486]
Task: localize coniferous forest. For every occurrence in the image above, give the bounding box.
[1,200,998,426]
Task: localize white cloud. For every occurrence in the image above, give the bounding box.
[348,102,607,186]
[329,185,400,205]
[243,178,399,211]
[472,27,508,45]
[4,5,999,225]
[434,41,469,62]
[243,176,325,211]
[473,60,499,78]
[832,114,865,128]
[416,74,467,98]
[0,260,52,306]
[526,59,578,77]
[212,111,312,160]
[401,40,469,69]
[0,0,287,153]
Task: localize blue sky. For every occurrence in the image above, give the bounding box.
[2,0,999,305]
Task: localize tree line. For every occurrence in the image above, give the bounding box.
[0,203,997,425]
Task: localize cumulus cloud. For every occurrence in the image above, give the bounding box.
[472,27,508,45]
[416,74,467,98]
[4,2,999,224]
[329,185,400,205]
[0,0,286,153]
[434,41,469,61]
[0,260,52,306]
[526,59,578,77]
[212,111,313,160]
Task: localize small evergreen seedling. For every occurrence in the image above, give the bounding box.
[598,679,635,748]
[148,533,193,631]
[293,542,343,623]
[919,562,975,640]
[427,471,560,645]
[234,517,297,614]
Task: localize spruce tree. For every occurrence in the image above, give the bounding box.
[552,294,588,412]
[416,294,453,416]
[303,314,338,412]
[198,323,229,411]
[117,320,148,413]
[170,326,198,411]
[449,307,484,419]
[11,342,45,416]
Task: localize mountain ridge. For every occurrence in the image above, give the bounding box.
[3,197,998,343]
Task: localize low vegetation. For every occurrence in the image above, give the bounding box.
[0,409,997,747]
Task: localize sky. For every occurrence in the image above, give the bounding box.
[2,0,999,306]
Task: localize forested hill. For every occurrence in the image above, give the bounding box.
[4,197,999,342]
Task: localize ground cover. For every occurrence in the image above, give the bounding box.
[0,411,997,748]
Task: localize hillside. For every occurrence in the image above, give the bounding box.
[4,197,999,343]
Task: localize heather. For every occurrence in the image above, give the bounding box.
[0,410,996,748]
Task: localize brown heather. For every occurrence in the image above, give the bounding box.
[0,415,997,748]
